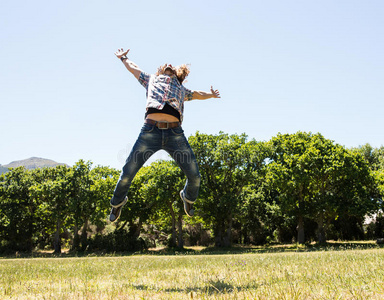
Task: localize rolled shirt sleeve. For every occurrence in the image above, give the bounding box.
[138,72,150,89]
[184,87,193,101]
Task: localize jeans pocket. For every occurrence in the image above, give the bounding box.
[141,123,155,133]
[171,126,184,135]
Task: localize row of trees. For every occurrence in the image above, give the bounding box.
[0,162,119,253]
[1,131,383,253]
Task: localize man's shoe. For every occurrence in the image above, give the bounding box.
[180,190,194,217]
[109,197,128,222]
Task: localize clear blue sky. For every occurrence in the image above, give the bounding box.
[1,0,383,169]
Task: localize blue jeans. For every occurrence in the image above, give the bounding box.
[111,122,201,206]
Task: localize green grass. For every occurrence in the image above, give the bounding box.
[1,245,384,299]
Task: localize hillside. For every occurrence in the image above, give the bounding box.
[1,157,68,174]
[0,165,9,175]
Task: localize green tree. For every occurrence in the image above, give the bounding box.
[89,165,120,227]
[76,164,120,251]
[107,165,157,251]
[140,160,186,248]
[352,144,384,216]
[308,139,379,243]
[269,132,380,244]
[67,160,119,251]
[189,132,267,247]
[236,141,272,245]
[29,165,71,253]
[375,170,384,200]
[0,167,37,252]
[268,132,314,243]
[351,144,384,171]
[68,160,93,250]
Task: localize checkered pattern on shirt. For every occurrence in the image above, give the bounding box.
[138,72,193,122]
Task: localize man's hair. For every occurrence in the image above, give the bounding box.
[156,64,190,84]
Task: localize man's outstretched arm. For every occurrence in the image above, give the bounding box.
[114,48,142,80]
[192,86,221,100]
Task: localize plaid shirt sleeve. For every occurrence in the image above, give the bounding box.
[138,72,150,89]
[184,87,194,101]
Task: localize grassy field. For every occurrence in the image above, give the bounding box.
[1,244,384,299]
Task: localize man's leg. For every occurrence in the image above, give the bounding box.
[165,128,201,206]
[110,125,160,213]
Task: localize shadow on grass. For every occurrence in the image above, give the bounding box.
[143,240,384,256]
[132,279,260,295]
[1,240,383,259]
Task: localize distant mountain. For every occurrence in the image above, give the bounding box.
[0,165,9,175]
[1,157,68,174]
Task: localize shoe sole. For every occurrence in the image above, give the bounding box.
[110,196,128,208]
[109,197,128,222]
[180,190,194,217]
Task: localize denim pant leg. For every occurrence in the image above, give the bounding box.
[111,125,160,205]
[165,127,201,202]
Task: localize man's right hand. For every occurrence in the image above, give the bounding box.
[114,48,130,59]
[114,48,142,80]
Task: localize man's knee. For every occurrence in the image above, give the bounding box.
[192,172,201,186]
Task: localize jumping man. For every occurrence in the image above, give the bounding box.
[109,48,220,222]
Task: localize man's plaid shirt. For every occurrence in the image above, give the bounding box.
[138,71,193,122]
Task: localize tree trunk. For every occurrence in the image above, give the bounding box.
[117,220,129,231]
[177,213,184,249]
[81,218,88,250]
[223,214,233,247]
[242,228,249,244]
[73,223,80,250]
[215,217,233,248]
[169,203,176,247]
[53,220,62,254]
[297,215,305,244]
[214,222,224,247]
[133,218,142,239]
[27,206,34,252]
[317,214,326,244]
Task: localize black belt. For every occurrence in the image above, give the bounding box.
[145,119,181,129]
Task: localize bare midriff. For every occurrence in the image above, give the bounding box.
[146,113,180,123]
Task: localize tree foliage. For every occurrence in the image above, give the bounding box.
[0,131,383,252]
[268,132,379,244]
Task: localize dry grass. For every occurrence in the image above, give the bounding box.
[1,247,384,299]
